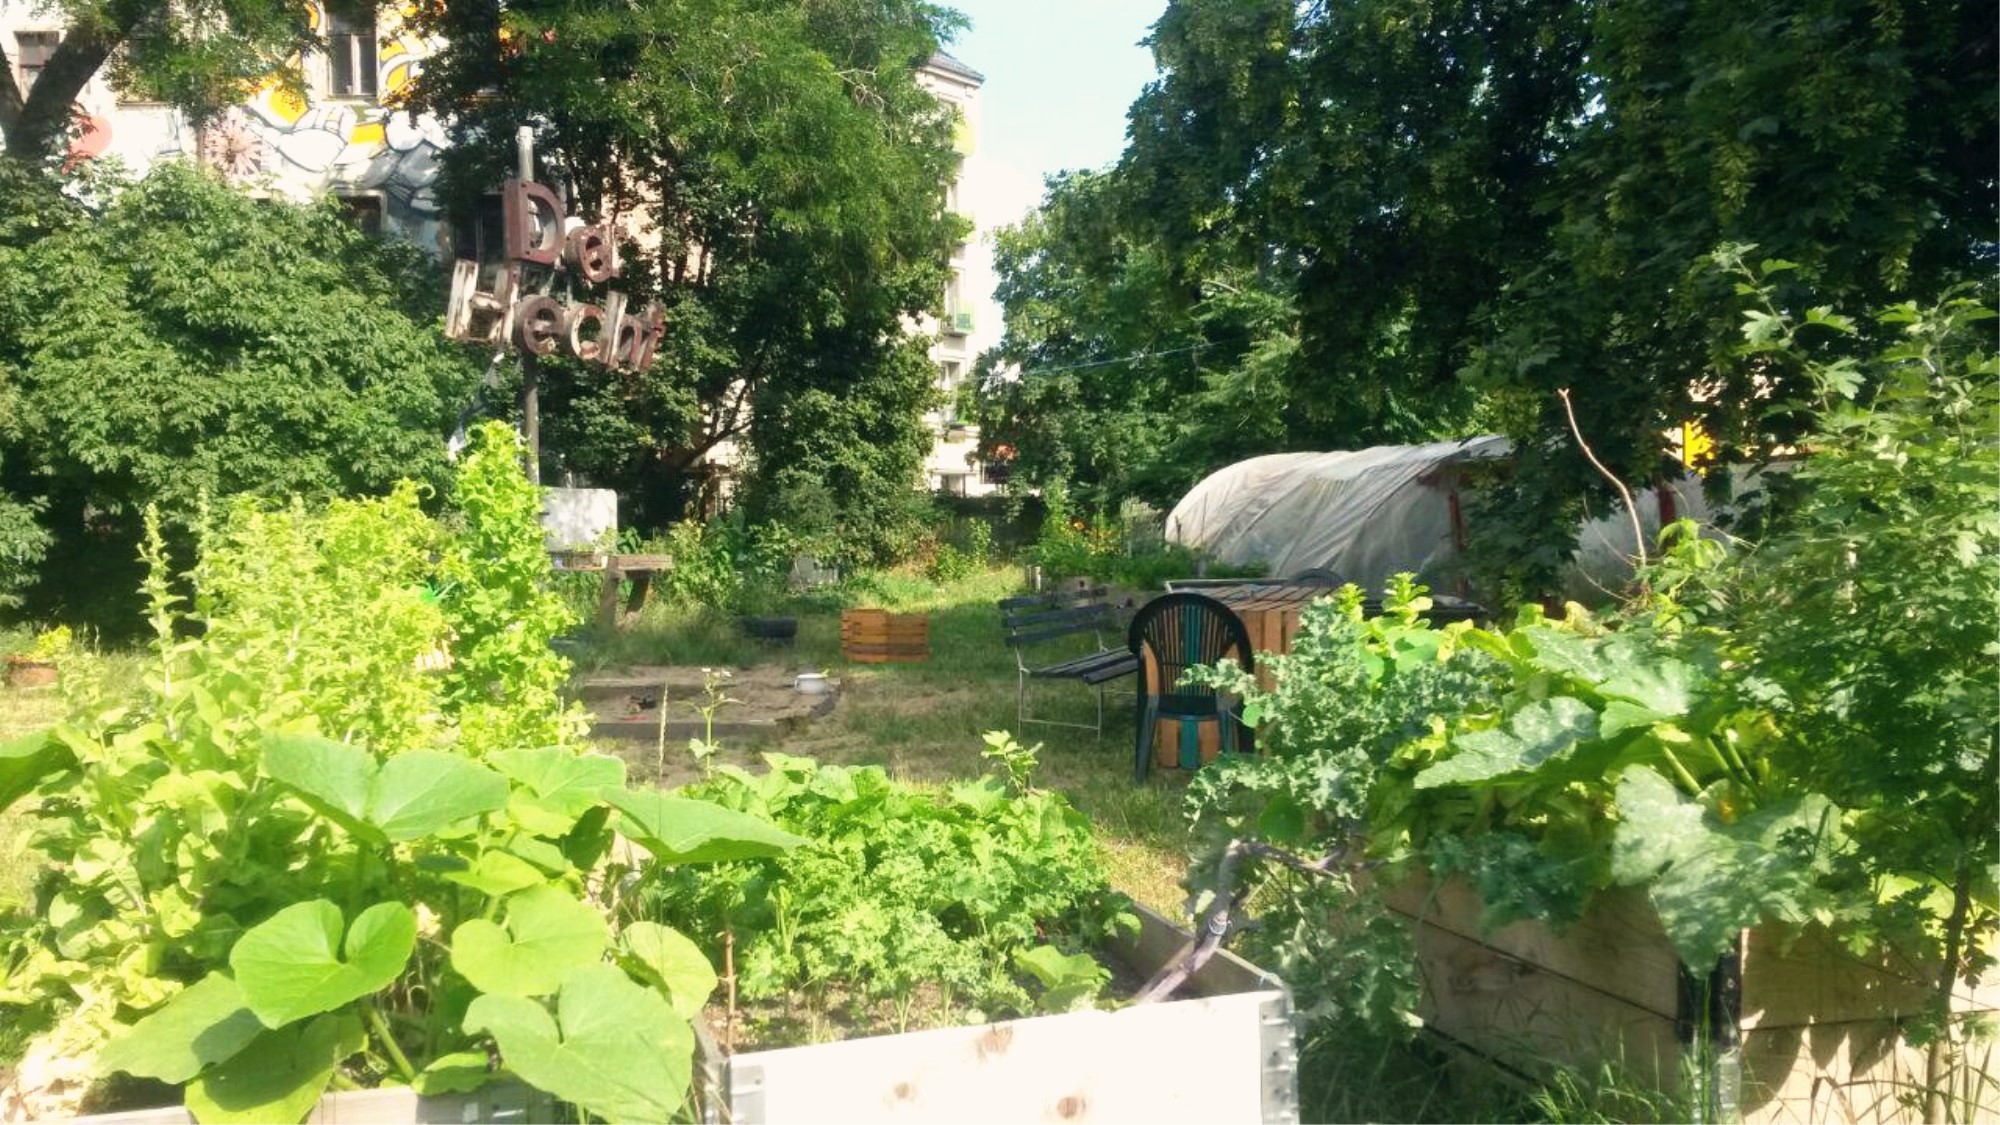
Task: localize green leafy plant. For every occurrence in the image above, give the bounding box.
[437,423,589,757]
[641,748,1136,1036]
[0,464,804,1122]
[1182,283,1998,1118]
[25,625,68,663]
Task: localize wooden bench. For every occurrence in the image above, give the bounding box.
[1000,586,1140,739]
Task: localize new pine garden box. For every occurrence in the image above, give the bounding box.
[692,904,1299,1124]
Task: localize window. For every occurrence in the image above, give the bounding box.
[938,360,962,392]
[14,31,59,94]
[325,2,378,98]
[336,192,386,235]
[450,193,508,286]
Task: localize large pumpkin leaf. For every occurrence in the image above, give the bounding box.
[1611,770,1848,966]
[98,974,264,1084]
[451,886,609,997]
[1415,697,1599,789]
[185,1013,362,1125]
[262,734,507,843]
[617,921,716,1019]
[0,728,71,812]
[230,901,416,1027]
[608,789,806,865]
[491,748,627,816]
[465,964,693,1123]
[1598,653,1703,716]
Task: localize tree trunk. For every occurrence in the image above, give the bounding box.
[0,21,120,171]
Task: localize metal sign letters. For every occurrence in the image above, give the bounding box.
[444,178,665,372]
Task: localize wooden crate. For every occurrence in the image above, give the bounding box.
[1380,870,2000,1123]
[840,609,930,664]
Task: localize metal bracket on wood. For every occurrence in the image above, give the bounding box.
[1259,990,1301,1124]
[1675,933,1745,1125]
[728,1059,766,1125]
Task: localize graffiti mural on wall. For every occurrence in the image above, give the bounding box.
[57,3,453,252]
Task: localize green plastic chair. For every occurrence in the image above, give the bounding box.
[1126,592,1256,783]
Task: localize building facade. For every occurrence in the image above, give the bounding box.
[915,52,1003,499]
[1,2,452,251]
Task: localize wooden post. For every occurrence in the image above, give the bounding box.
[516,125,541,486]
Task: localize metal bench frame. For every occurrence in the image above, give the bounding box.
[1000,586,1140,739]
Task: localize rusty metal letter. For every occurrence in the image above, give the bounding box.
[514,295,564,355]
[566,224,616,283]
[445,259,521,344]
[564,303,606,363]
[503,178,564,265]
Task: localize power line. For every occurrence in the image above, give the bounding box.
[1010,342,1213,379]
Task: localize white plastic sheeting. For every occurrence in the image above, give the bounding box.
[1165,437,1710,602]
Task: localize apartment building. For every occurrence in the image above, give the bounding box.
[915,52,1003,499]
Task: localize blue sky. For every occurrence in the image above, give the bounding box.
[941,0,1167,224]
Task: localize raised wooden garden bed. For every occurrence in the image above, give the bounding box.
[692,904,1299,1124]
[1382,871,2000,1123]
[839,609,930,664]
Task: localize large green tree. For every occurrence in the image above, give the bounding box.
[0,1,316,171]
[986,0,1994,592]
[0,162,479,625]
[973,168,1304,512]
[404,0,967,555]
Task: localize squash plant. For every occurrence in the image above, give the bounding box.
[0,429,806,1122]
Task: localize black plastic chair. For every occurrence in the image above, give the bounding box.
[1126,592,1256,783]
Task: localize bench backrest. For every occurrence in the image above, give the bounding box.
[1001,586,1121,648]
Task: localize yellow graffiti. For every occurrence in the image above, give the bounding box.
[349,121,386,146]
[1680,419,1716,470]
[264,82,310,125]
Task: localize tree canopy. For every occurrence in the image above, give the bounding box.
[0,162,479,624]
[404,0,969,557]
[979,0,1995,593]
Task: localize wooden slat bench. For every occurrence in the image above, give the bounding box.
[1000,586,1139,739]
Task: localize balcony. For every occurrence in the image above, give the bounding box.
[943,309,973,336]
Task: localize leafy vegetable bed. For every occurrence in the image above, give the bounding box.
[640,740,1144,1048]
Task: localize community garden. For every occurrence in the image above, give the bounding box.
[0,0,1994,1121]
[1,278,1995,1124]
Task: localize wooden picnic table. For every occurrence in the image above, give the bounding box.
[550,551,674,629]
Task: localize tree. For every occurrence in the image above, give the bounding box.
[987,0,1994,592]
[0,162,480,626]
[973,168,1309,514]
[403,0,967,552]
[0,1,315,172]
[1122,0,1592,447]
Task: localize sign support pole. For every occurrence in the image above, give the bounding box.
[516,125,541,486]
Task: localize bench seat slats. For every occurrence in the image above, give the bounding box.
[1029,650,1138,683]
[1006,616,1118,648]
